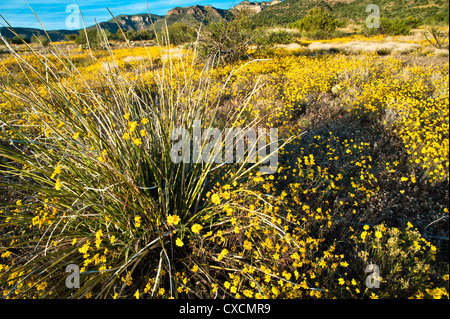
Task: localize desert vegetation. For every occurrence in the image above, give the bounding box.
[0,2,448,300]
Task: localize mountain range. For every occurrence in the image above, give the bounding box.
[0,0,448,42]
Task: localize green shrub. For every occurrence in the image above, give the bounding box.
[123,29,155,41]
[385,18,410,35]
[75,28,118,48]
[76,29,102,49]
[159,22,196,46]
[376,48,392,56]
[263,30,295,45]
[404,16,420,28]
[65,34,78,42]
[294,8,342,33]
[10,36,30,44]
[31,35,49,47]
[289,7,344,39]
[363,18,411,36]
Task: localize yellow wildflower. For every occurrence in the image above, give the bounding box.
[191,224,203,234]
[167,215,181,226]
[51,163,61,179]
[176,238,184,247]
[133,138,142,146]
[129,121,138,132]
[211,193,221,205]
[55,178,62,190]
[134,216,141,228]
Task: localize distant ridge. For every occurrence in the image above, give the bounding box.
[95,13,164,34]
[251,0,449,26]
[0,3,233,41]
[0,27,79,42]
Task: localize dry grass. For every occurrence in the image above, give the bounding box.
[307,40,420,55]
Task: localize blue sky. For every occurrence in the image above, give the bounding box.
[0,0,250,30]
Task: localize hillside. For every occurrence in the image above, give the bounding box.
[0,27,78,42]
[332,0,449,24]
[164,5,231,24]
[251,0,333,25]
[0,0,448,42]
[97,5,231,34]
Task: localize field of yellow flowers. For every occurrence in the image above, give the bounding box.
[0,37,448,299]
